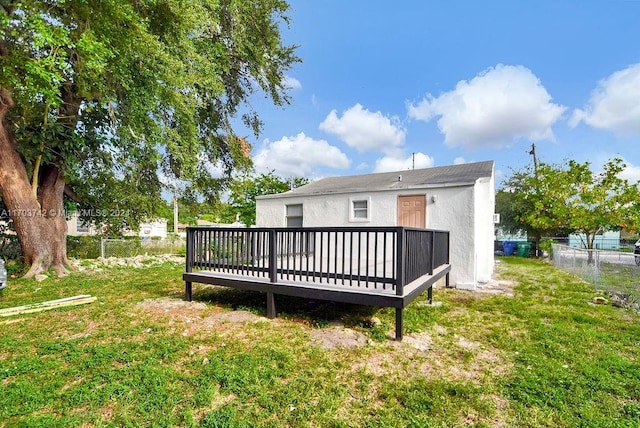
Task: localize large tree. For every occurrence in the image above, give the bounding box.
[507,157,640,250]
[0,0,299,276]
[501,163,570,244]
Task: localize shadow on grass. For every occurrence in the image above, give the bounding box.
[193,285,380,328]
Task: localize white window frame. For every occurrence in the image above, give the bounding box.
[349,197,371,223]
[285,204,303,227]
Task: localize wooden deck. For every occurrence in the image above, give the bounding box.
[183,227,450,340]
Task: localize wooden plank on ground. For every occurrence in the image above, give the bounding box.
[0,295,97,317]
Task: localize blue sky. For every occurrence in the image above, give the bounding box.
[244,0,640,186]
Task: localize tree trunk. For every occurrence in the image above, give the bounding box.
[586,232,595,265]
[0,88,70,277]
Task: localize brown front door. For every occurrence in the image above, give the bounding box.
[398,195,426,228]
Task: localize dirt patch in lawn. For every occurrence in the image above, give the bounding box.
[137,297,208,312]
[474,261,518,297]
[475,279,517,297]
[135,297,511,383]
[135,297,275,338]
[309,325,369,349]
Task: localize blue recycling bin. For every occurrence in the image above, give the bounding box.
[502,241,517,256]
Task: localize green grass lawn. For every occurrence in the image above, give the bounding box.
[1,257,639,427]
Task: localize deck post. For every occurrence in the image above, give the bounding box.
[428,285,433,304]
[185,228,194,301]
[430,231,436,275]
[269,229,277,283]
[266,292,276,318]
[185,282,193,301]
[396,228,404,296]
[395,308,403,340]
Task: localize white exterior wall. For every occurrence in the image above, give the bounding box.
[256,181,495,288]
[66,212,99,236]
[474,176,495,285]
[139,220,168,238]
[424,186,476,288]
[67,213,168,239]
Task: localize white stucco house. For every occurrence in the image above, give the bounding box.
[256,161,496,290]
[66,212,168,239]
[569,230,621,250]
[135,219,168,239]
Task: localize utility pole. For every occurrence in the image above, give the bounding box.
[529,143,539,177]
[412,152,415,170]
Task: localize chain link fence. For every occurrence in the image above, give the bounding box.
[99,238,186,258]
[66,236,186,259]
[552,243,640,302]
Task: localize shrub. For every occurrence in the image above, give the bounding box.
[66,235,102,259]
[538,238,555,257]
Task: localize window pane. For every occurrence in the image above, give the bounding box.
[287,217,303,227]
[353,210,367,219]
[352,199,368,219]
[77,219,90,233]
[286,204,303,216]
[353,200,367,210]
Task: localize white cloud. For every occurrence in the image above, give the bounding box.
[453,157,467,165]
[319,103,406,153]
[283,75,302,90]
[197,153,226,179]
[620,161,640,184]
[373,152,435,173]
[570,63,640,135]
[408,64,566,150]
[253,132,349,177]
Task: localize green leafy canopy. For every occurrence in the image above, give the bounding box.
[501,157,640,248]
[1,0,299,230]
[227,171,309,225]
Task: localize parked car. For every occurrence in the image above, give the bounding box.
[634,239,640,266]
[0,258,7,291]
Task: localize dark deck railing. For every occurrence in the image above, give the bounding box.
[186,227,449,294]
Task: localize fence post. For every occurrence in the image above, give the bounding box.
[592,250,600,290]
[100,238,105,259]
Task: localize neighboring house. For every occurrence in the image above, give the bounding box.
[66,212,101,236]
[256,161,495,290]
[66,212,168,239]
[495,228,528,242]
[196,218,245,227]
[568,230,621,250]
[136,219,168,239]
